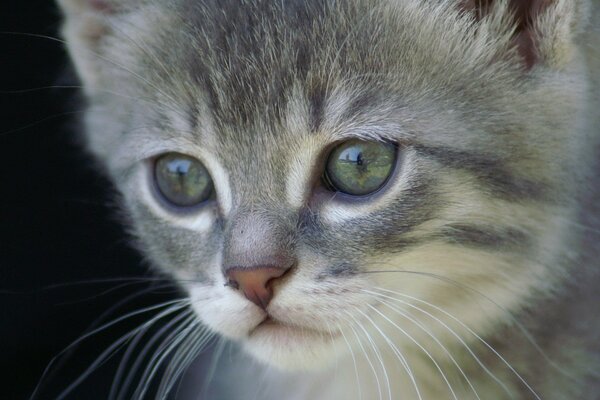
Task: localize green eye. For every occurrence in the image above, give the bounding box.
[154,153,214,207]
[324,140,396,196]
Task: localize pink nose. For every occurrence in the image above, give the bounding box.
[226,267,289,309]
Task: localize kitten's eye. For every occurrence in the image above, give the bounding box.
[324,140,397,196]
[154,153,214,207]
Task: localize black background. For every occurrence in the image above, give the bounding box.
[1,2,185,398]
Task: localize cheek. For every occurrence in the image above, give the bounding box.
[126,198,223,280]
[366,243,548,339]
[269,262,374,329]
[140,229,220,280]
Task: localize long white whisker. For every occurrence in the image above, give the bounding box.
[158,322,212,399]
[133,314,197,399]
[31,283,176,399]
[324,319,341,391]
[172,328,215,398]
[347,319,384,400]
[29,298,189,400]
[364,265,574,382]
[374,286,537,399]
[56,303,189,400]
[366,288,512,398]
[353,307,423,400]
[367,294,481,400]
[365,303,459,400]
[113,309,193,400]
[109,318,152,400]
[1,31,187,121]
[200,335,226,398]
[339,324,364,400]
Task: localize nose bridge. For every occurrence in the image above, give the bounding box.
[222,209,296,271]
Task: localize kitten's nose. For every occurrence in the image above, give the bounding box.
[225,267,290,309]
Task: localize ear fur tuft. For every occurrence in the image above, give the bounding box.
[56,0,122,91]
[57,0,115,15]
[459,0,590,69]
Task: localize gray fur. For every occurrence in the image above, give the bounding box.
[57,0,600,398]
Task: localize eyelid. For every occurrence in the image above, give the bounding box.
[116,133,208,165]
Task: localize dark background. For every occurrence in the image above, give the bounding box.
[1,2,188,398]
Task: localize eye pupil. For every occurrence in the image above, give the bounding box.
[356,153,364,166]
[154,153,214,208]
[325,140,396,196]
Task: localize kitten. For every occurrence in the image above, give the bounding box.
[56,0,599,399]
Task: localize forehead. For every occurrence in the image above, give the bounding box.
[133,2,383,188]
[130,0,497,132]
[112,0,515,197]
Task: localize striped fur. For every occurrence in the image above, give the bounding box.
[58,0,600,398]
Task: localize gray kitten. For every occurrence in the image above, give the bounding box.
[56,0,599,399]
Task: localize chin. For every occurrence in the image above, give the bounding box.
[241,319,342,370]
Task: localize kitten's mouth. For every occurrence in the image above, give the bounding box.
[249,316,291,334]
[249,315,334,339]
[242,314,343,369]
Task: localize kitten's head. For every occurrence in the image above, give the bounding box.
[58,0,591,369]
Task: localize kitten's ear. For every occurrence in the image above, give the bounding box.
[57,0,135,91]
[460,0,590,69]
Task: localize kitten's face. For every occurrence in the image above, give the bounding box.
[59,0,587,370]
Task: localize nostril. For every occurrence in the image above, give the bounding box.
[225,266,290,309]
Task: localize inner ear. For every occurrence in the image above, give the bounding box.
[58,0,118,44]
[59,0,115,13]
[460,0,553,69]
[58,0,125,92]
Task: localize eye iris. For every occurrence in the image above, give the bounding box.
[325,140,396,196]
[155,154,213,207]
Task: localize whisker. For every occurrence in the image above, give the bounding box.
[360,266,577,381]
[324,319,341,390]
[338,324,363,400]
[132,314,197,399]
[111,308,192,400]
[54,282,176,306]
[30,283,177,398]
[115,310,199,400]
[109,320,152,400]
[0,31,187,121]
[367,296,479,400]
[54,303,189,400]
[373,286,537,399]
[163,327,215,399]
[0,110,86,137]
[0,85,82,94]
[42,276,170,289]
[368,304,458,400]
[156,323,213,399]
[200,335,226,399]
[0,85,163,107]
[353,307,423,400]
[366,288,510,399]
[346,312,383,400]
[29,298,188,400]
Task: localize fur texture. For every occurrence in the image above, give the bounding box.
[57,0,600,398]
